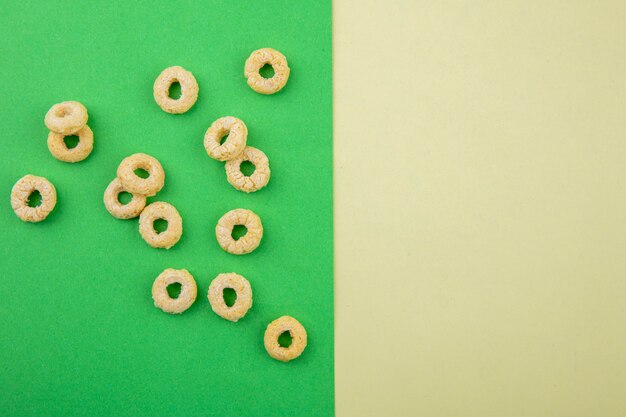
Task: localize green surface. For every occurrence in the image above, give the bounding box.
[0,1,333,416]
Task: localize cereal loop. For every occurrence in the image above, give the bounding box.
[47,125,94,163]
[116,153,165,197]
[225,146,270,193]
[44,101,88,135]
[244,48,290,95]
[153,66,199,114]
[103,178,147,219]
[11,175,57,223]
[215,208,263,255]
[264,316,308,362]
[203,116,248,161]
[139,202,183,249]
[152,268,197,314]
[207,273,253,322]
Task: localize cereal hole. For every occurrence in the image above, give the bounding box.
[168,81,182,99]
[278,331,292,348]
[55,106,71,117]
[134,168,150,179]
[166,282,182,299]
[219,133,230,145]
[153,218,168,234]
[240,160,256,176]
[27,190,42,208]
[231,224,247,240]
[63,135,79,149]
[259,63,275,79]
[117,191,133,205]
[223,288,237,307]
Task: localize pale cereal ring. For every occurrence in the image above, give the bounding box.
[103,178,147,219]
[264,316,308,362]
[153,66,199,114]
[116,153,165,197]
[203,116,248,161]
[207,273,253,322]
[152,268,197,314]
[47,125,94,163]
[139,202,183,249]
[225,146,270,193]
[44,101,88,135]
[11,175,57,223]
[215,208,263,255]
[244,48,290,95]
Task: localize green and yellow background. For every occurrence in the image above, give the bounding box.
[1,0,626,416]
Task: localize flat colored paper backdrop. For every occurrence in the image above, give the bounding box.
[0,1,333,416]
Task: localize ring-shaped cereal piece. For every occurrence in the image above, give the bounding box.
[215,208,263,255]
[152,268,197,314]
[264,316,308,362]
[44,101,88,135]
[244,48,290,95]
[153,66,199,114]
[139,202,183,249]
[103,178,147,219]
[225,146,270,193]
[203,116,248,161]
[116,153,165,197]
[47,125,94,163]
[11,175,57,223]
[207,273,253,322]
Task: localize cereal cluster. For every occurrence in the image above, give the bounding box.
[149,267,307,362]
[45,101,94,163]
[204,117,271,193]
[10,48,307,363]
[104,153,183,250]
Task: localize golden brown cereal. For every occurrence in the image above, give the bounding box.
[215,208,263,255]
[203,116,248,161]
[153,66,199,114]
[244,48,290,95]
[103,178,147,220]
[11,175,57,223]
[207,273,253,322]
[116,153,165,197]
[264,316,308,362]
[225,146,270,193]
[152,268,197,314]
[139,202,183,249]
[44,101,88,135]
[47,125,94,163]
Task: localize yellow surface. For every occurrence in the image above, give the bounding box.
[334,1,626,415]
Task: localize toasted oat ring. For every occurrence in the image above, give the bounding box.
[244,48,290,95]
[11,175,57,223]
[153,66,199,114]
[44,101,88,135]
[47,125,94,163]
[116,153,165,197]
[264,316,308,362]
[215,208,263,255]
[152,268,197,314]
[139,202,183,249]
[103,178,147,219]
[225,146,270,193]
[207,273,253,322]
[203,116,248,161]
